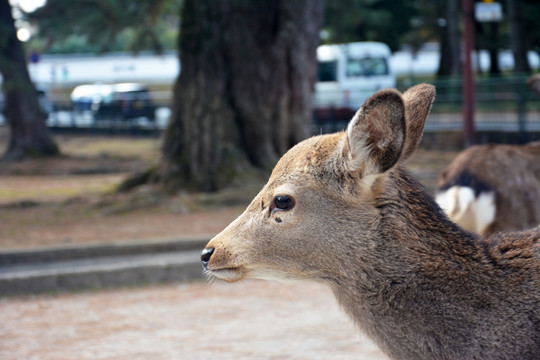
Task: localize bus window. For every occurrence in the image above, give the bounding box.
[346,57,389,77]
[318,60,337,82]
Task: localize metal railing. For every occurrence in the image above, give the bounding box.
[2,76,538,140]
[312,75,540,142]
[425,76,540,133]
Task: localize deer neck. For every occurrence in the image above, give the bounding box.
[329,166,482,360]
[376,166,478,248]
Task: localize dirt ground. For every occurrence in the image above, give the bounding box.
[0,280,387,360]
[0,130,460,359]
[0,129,458,251]
[0,131,249,250]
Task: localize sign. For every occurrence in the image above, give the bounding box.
[29,51,40,64]
[475,2,502,22]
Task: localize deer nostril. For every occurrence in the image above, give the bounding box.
[201,247,214,268]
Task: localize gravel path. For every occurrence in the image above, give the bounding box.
[1,280,387,360]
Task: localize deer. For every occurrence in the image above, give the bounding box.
[201,84,540,360]
[436,142,540,236]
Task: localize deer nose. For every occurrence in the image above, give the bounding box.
[201,247,214,269]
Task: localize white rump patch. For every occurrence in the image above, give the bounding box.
[436,186,496,235]
[436,186,474,219]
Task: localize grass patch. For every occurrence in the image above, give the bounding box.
[0,175,124,204]
[59,136,161,161]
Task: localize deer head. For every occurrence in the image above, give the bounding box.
[201,84,436,284]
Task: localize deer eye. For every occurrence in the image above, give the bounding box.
[273,195,294,210]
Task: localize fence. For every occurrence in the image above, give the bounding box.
[313,75,540,145]
[1,76,539,142]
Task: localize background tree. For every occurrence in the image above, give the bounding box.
[322,0,415,51]
[506,0,530,73]
[153,0,323,192]
[28,0,178,54]
[32,0,322,192]
[403,0,461,78]
[0,0,58,160]
[475,17,506,75]
[322,0,465,77]
[523,0,540,55]
[438,0,461,76]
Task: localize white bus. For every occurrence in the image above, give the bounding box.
[314,42,396,117]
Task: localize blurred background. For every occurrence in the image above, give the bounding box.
[1,0,539,287]
[0,1,539,358]
[2,0,539,144]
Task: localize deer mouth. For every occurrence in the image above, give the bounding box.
[205,266,246,282]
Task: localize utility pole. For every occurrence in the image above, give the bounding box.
[462,0,477,146]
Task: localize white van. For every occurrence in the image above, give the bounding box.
[314,42,395,114]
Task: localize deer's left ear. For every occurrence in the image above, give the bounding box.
[400,83,436,161]
[344,89,406,176]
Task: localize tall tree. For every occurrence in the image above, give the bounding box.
[403,0,460,78]
[0,0,59,160]
[506,0,530,73]
[29,0,322,192]
[322,0,415,51]
[485,22,502,74]
[28,0,175,54]
[523,0,540,54]
[438,0,461,76]
[154,0,323,192]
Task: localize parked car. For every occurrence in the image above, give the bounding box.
[71,83,156,121]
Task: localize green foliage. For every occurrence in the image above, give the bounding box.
[524,0,540,53]
[25,0,181,54]
[322,0,417,51]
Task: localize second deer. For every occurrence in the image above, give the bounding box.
[436,142,540,235]
[201,84,540,360]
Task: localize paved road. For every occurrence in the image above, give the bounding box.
[1,280,387,360]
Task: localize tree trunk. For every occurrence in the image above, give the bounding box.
[155,0,323,192]
[0,0,59,160]
[488,22,501,75]
[506,0,531,73]
[437,0,460,77]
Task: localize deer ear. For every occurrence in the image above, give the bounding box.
[344,89,405,176]
[400,83,436,161]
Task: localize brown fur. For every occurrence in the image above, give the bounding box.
[202,84,540,360]
[437,142,540,234]
[528,74,540,97]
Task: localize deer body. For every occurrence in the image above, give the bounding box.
[327,165,539,359]
[201,84,540,360]
[436,142,540,235]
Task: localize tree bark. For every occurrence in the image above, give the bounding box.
[437,0,461,77]
[506,0,531,73]
[155,0,323,192]
[0,0,59,160]
[487,22,501,74]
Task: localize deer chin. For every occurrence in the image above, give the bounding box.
[205,266,247,282]
[206,265,306,284]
